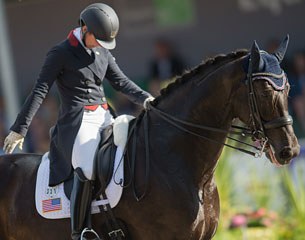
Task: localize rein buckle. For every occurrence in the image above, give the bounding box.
[108,229,125,238]
[252,130,265,141]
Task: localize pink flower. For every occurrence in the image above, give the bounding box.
[249,208,267,219]
[262,218,273,227]
[230,214,247,228]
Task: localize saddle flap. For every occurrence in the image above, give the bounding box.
[94,125,117,198]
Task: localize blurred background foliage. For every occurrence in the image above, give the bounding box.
[214,145,305,239]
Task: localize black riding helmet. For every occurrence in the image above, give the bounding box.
[80,3,119,49]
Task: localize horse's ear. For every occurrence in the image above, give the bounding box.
[250,41,264,72]
[273,34,289,63]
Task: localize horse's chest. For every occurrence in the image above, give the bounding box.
[165,183,218,238]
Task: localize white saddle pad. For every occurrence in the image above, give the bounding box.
[35,115,134,219]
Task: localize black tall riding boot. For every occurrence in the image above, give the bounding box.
[70,168,93,240]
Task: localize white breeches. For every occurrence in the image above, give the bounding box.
[72,106,114,180]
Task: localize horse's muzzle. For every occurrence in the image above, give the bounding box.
[268,144,300,165]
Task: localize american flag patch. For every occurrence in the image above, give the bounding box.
[42,198,62,213]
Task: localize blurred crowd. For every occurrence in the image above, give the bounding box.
[0,38,305,155]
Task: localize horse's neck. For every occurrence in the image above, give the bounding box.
[153,59,244,186]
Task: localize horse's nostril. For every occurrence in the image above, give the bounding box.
[280,147,293,160]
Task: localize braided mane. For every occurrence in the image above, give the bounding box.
[153,50,248,105]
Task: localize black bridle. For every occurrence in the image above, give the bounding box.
[147,57,293,158]
[125,55,293,201]
[243,57,293,154]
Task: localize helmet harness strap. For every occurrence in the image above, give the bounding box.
[81,28,88,48]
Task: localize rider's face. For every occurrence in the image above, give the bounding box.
[81,26,101,49]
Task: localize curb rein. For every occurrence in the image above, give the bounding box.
[119,55,293,203]
[146,56,293,158]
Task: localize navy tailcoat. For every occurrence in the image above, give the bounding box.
[10,31,151,186]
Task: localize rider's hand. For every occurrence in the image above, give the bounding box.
[3,131,24,154]
[143,97,155,110]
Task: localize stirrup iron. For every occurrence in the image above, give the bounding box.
[81,228,101,240]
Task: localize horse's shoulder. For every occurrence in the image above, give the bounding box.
[0,153,42,174]
[0,153,42,161]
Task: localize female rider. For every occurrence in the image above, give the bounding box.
[3,3,154,239]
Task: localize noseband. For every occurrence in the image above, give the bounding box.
[263,116,293,129]
[147,56,293,157]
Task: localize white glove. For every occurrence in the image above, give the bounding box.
[143,97,155,110]
[3,131,24,154]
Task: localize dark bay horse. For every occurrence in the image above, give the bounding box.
[0,37,300,240]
